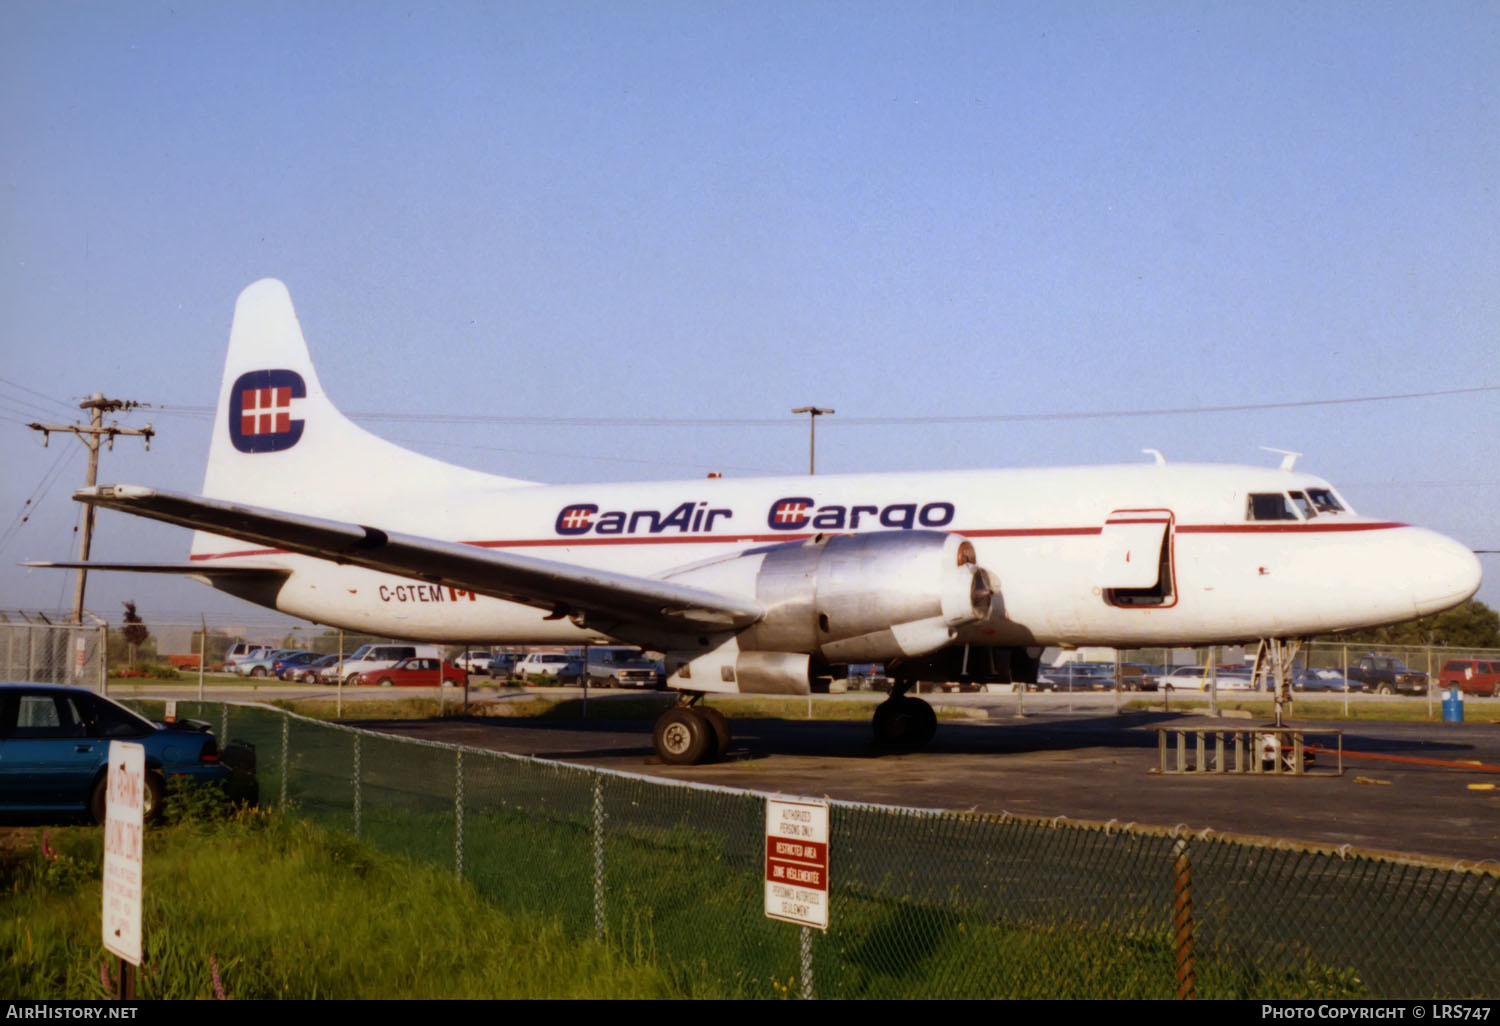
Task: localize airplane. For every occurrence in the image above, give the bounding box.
[30,279,1483,764]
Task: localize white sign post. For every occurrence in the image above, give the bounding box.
[765,798,829,929]
[103,741,145,994]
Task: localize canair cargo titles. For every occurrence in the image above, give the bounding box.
[552,497,957,537]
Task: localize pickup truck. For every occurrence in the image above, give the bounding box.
[1347,656,1429,696]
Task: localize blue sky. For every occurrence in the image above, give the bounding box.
[2,1,1496,626]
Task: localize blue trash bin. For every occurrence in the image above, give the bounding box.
[1442,686,1465,723]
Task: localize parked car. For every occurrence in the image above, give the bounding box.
[355,657,467,688]
[272,651,324,680]
[1347,656,1429,696]
[1036,662,1155,691]
[335,644,444,685]
[514,653,582,684]
[1437,659,1500,698]
[235,648,304,678]
[1160,666,1256,691]
[224,645,272,674]
[581,648,663,689]
[0,683,248,822]
[487,653,520,682]
[452,650,493,676]
[289,653,341,683]
[1292,669,1361,692]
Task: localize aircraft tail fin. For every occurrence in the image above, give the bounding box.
[194,279,531,558]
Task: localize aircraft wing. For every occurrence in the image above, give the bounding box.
[71,485,764,632]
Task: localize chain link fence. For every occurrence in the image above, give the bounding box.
[1116,642,1500,679]
[0,618,107,688]
[126,699,1499,999]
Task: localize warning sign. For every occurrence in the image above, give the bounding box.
[765,798,829,930]
[102,741,144,965]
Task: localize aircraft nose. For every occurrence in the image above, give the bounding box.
[1407,528,1483,617]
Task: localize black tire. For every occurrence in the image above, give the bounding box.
[90,771,165,825]
[377,677,394,688]
[90,775,108,824]
[653,707,714,765]
[144,772,164,823]
[700,707,731,760]
[1378,684,1393,695]
[251,667,266,679]
[872,696,937,751]
[346,674,361,687]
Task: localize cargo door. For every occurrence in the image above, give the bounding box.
[1100,510,1176,608]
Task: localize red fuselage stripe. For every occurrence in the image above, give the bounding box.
[186,521,1410,562]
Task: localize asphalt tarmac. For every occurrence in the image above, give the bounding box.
[346,689,1500,866]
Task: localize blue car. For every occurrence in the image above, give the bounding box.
[0,683,245,822]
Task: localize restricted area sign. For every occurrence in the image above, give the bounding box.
[102,741,144,965]
[764,798,829,930]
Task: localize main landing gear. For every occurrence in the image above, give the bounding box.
[871,682,937,751]
[652,697,731,765]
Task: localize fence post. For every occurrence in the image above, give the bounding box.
[800,925,815,1000]
[455,750,465,878]
[592,773,606,943]
[279,716,289,809]
[352,732,362,837]
[1172,837,1196,999]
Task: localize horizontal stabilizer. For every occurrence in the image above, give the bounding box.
[75,485,765,632]
[23,561,289,579]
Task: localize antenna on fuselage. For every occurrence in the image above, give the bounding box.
[1259,447,1302,471]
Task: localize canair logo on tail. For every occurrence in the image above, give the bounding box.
[229,370,307,453]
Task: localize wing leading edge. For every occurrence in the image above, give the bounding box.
[72,485,764,634]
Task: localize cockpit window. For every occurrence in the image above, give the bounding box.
[1289,491,1316,519]
[1246,493,1298,521]
[1306,488,1346,514]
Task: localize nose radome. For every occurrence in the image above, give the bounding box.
[1408,528,1482,617]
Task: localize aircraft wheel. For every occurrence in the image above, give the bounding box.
[654,707,714,765]
[872,696,937,750]
[700,707,731,760]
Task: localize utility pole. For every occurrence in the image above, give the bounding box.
[791,406,834,475]
[28,394,155,624]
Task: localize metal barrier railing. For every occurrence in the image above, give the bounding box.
[1152,726,1344,776]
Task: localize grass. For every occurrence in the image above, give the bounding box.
[1,804,691,999]
[1124,693,1500,724]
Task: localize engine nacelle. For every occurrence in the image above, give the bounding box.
[666,531,993,672]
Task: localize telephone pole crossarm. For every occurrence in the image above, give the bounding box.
[791,406,834,475]
[26,394,156,623]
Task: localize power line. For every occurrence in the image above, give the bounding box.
[0,376,78,414]
[141,383,1500,429]
[0,445,76,551]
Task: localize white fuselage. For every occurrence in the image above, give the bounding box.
[189,461,1481,649]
